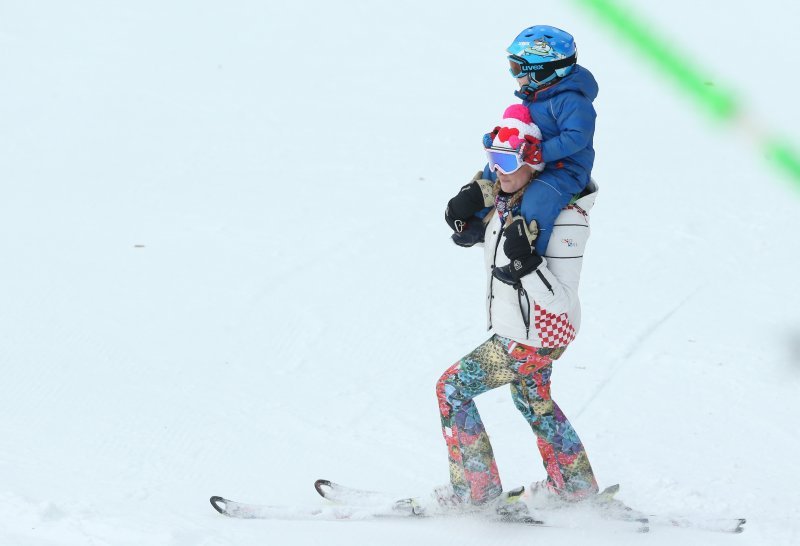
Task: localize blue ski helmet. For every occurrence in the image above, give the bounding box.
[506,25,577,92]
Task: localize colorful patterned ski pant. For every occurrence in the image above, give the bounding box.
[436,335,598,504]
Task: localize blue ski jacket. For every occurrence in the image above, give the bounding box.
[482,64,599,193]
[523,64,598,189]
[477,65,599,254]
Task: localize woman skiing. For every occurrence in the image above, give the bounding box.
[436,100,600,510]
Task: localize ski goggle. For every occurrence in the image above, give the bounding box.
[508,54,577,84]
[485,147,525,174]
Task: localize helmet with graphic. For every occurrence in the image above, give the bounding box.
[506,25,577,93]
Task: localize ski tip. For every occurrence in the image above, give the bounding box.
[209,496,228,515]
[314,479,333,498]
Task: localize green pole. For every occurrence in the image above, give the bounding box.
[572,0,800,188]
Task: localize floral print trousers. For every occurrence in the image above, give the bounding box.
[436,335,598,504]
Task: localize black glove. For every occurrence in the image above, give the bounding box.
[451,216,487,247]
[492,216,542,286]
[445,175,494,233]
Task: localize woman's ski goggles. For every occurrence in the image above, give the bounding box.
[486,147,525,174]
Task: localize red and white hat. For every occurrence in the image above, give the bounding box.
[485,104,545,172]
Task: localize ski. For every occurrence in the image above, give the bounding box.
[313,480,745,533]
[208,493,544,524]
[209,495,407,521]
[209,481,546,525]
[315,480,548,526]
[313,479,644,531]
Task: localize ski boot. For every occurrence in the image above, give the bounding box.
[588,484,650,532]
[494,486,543,524]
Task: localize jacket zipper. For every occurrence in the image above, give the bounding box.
[535,270,555,295]
[490,223,553,340]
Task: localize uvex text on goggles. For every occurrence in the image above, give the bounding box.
[508,54,577,84]
[485,147,528,175]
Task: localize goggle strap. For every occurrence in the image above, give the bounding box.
[509,53,577,73]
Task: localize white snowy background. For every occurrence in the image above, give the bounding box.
[2,1,800,544]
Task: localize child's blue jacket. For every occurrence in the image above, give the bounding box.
[483,65,599,193]
[479,66,599,254]
[525,64,599,190]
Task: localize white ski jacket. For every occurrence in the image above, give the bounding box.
[483,182,598,348]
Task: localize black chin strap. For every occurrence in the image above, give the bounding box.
[514,87,535,100]
[514,77,561,100]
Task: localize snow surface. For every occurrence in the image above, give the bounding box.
[2,1,800,544]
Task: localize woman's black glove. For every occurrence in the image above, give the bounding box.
[451,216,488,247]
[445,174,495,235]
[492,216,541,286]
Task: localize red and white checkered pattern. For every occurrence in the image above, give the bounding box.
[533,304,576,347]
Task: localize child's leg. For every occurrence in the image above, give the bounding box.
[506,343,599,499]
[436,336,521,504]
[520,173,577,255]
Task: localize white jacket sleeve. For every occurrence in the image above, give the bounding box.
[519,206,590,331]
